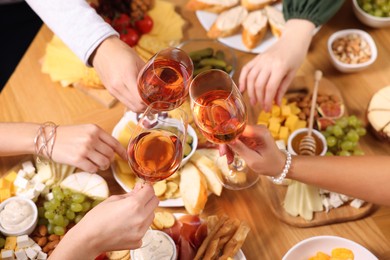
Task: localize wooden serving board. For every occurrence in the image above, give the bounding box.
[261,76,374,227]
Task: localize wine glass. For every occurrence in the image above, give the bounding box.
[137,47,194,111]
[127,101,188,184]
[189,69,260,190]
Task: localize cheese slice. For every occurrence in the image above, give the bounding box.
[60,172,109,200]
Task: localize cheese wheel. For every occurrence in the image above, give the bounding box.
[367,86,390,142]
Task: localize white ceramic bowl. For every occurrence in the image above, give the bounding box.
[283,235,378,260]
[327,29,377,73]
[352,0,390,28]
[181,123,198,167]
[0,196,38,236]
[131,230,177,260]
[287,128,327,156]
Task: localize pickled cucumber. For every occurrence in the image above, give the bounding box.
[187,47,233,76]
[183,143,192,157]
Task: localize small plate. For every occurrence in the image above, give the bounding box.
[283,235,378,260]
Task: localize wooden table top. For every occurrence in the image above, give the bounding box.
[1,0,390,259]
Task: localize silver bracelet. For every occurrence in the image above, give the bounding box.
[271,150,292,185]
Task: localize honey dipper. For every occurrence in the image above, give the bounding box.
[299,70,323,155]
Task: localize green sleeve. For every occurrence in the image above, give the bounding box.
[283,0,345,27]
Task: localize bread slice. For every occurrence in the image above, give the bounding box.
[186,0,239,13]
[242,10,268,49]
[241,0,279,11]
[265,5,285,38]
[207,5,248,39]
[179,162,208,215]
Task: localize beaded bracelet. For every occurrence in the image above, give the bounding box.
[270,150,292,185]
[34,122,58,163]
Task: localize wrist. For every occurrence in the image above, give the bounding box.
[282,19,315,46]
[89,35,120,67]
[270,150,292,184]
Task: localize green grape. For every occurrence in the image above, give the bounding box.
[63,218,70,228]
[66,209,76,220]
[75,214,83,224]
[363,2,373,11]
[348,115,358,127]
[336,117,349,128]
[326,136,337,147]
[50,199,61,209]
[38,207,45,218]
[70,203,83,212]
[325,151,334,156]
[332,125,344,137]
[53,214,65,227]
[353,149,365,156]
[43,201,52,210]
[72,194,86,203]
[341,141,354,151]
[356,127,367,136]
[44,210,55,220]
[92,200,103,208]
[81,201,91,212]
[0,237,6,248]
[339,150,352,156]
[346,130,360,142]
[47,223,54,234]
[63,188,72,197]
[326,125,334,134]
[53,226,65,236]
[374,9,384,16]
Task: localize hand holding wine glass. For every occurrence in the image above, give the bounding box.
[189,69,260,190]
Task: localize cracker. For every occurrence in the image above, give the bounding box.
[106,250,130,260]
[153,180,167,197]
[155,211,175,229]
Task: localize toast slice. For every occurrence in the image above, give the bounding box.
[186,0,239,13]
[265,5,285,38]
[242,10,268,49]
[179,162,208,215]
[207,5,248,39]
[241,0,279,11]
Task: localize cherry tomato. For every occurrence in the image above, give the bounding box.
[112,13,131,32]
[94,252,107,260]
[135,15,154,35]
[120,28,140,47]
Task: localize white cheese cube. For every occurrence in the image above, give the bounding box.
[339,193,350,202]
[22,189,39,201]
[322,196,332,213]
[350,198,365,208]
[45,192,54,201]
[14,175,29,189]
[31,174,43,184]
[34,182,46,193]
[329,192,344,208]
[30,243,42,252]
[16,235,30,248]
[22,161,34,171]
[17,169,27,178]
[319,188,330,195]
[24,248,38,259]
[1,250,15,260]
[27,238,36,247]
[14,249,27,260]
[36,251,47,260]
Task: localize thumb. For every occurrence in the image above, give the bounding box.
[228,139,262,168]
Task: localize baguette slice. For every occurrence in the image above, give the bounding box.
[179,162,208,215]
[265,5,285,38]
[241,0,279,11]
[242,10,268,49]
[190,151,223,196]
[207,6,248,39]
[186,0,239,13]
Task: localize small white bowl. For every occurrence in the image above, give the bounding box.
[283,235,378,260]
[287,128,327,156]
[327,29,377,73]
[0,196,38,236]
[352,0,390,28]
[181,124,198,167]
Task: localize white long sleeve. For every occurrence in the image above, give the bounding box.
[25,0,119,65]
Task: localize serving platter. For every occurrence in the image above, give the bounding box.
[261,76,374,227]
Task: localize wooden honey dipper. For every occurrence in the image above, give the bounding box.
[299,70,323,155]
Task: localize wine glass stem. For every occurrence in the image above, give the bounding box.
[230,153,245,172]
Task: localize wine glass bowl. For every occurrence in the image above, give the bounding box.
[127,101,188,183]
[137,47,194,110]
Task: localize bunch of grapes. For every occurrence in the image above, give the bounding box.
[38,187,102,236]
[322,115,367,156]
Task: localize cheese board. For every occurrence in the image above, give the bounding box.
[260,76,374,227]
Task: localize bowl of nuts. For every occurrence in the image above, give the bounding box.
[327,29,377,73]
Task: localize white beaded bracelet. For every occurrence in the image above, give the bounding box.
[271,150,292,185]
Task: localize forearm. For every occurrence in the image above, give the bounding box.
[290,156,390,206]
[0,123,39,156]
[281,19,315,54]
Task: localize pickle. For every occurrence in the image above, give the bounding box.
[199,58,227,68]
[215,50,225,60]
[183,143,192,157]
[185,134,193,144]
[194,65,212,76]
[189,48,214,60]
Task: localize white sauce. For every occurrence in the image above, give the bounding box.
[198,0,238,7]
[0,200,34,232]
[132,231,176,260]
[217,6,248,31]
[243,10,268,35]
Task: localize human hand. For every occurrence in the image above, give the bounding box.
[239,19,315,111]
[91,36,147,112]
[51,124,127,172]
[221,125,286,177]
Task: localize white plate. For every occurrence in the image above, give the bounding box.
[174,213,246,260]
[282,235,378,260]
[111,111,185,207]
[196,3,320,54]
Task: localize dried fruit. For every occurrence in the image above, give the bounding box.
[317,102,345,119]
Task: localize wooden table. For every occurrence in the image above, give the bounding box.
[1,0,390,259]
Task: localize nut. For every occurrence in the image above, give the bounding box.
[331,34,371,64]
[37,237,48,247]
[38,225,48,237]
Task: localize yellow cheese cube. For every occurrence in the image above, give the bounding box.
[289,103,301,115]
[281,97,287,105]
[0,189,11,202]
[268,117,282,125]
[296,120,307,130]
[115,157,133,175]
[285,115,299,132]
[4,236,17,250]
[257,111,271,123]
[270,131,279,139]
[0,179,11,189]
[4,170,17,183]
[271,105,281,117]
[269,121,281,135]
[279,126,289,143]
[281,105,291,117]
[117,121,137,148]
